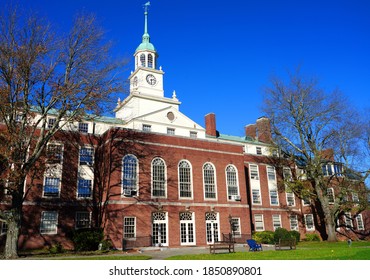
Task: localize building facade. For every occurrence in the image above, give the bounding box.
[1,5,369,251]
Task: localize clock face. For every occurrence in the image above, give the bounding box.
[146,74,157,85]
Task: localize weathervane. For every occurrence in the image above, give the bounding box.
[144,1,150,13]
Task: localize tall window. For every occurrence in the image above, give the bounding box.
[327,188,335,204]
[284,167,295,206]
[148,54,153,68]
[124,217,136,239]
[352,192,359,203]
[272,214,282,230]
[152,158,166,197]
[180,212,195,245]
[140,54,145,67]
[122,155,138,196]
[47,143,63,164]
[254,214,264,231]
[289,215,299,231]
[77,179,92,198]
[226,165,239,199]
[43,177,60,197]
[355,214,364,230]
[178,160,192,198]
[203,163,216,199]
[322,164,333,176]
[345,212,353,228]
[304,214,315,231]
[152,212,168,246]
[205,212,219,243]
[230,217,241,237]
[75,212,91,229]
[40,211,58,234]
[79,147,94,165]
[250,164,261,204]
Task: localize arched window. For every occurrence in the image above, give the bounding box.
[122,155,138,196]
[140,54,146,67]
[178,160,192,198]
[203,163,216,199]
[148,54,153,68]
[152,158,166,197]
[226,165,239,198]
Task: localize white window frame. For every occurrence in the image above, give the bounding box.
[40,211,58,235]
[289,215,299,231]
[355,214,364,230]
[254,214,264,231]
[190,131,198,138]
[123,216,136,239]
[77,178,93,199]
[256,147,262,155]
[345,212,353,228]
[122,154,139,196]
[250,164,261,205]
[267,166,279,206]
[151,157,167,198]
[230,217,241,237]
[43,176,61,198]
[203,162,217,200]
[283,167,295,206]
[327,188,335,204]
[178,160,193,199]
[352,192,359,203]
[180,212,196,246]
[142,124,152,132]
[272,214,282,231]
[79,146,94,166]
[167,127,175,135]
[304,214,315,231]
[75,212,91,229]
[226,165,240,200]
[78,122,89,133]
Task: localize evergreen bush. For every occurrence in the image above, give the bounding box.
[273,228,292,243]
[289,230,301,243]
[304,233,321,241]
[72,228,104,251]
[252,231,275,244]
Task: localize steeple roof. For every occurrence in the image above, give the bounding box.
[136,2,156,52]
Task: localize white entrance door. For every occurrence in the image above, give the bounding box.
[152,212,168,246]
[206,212,220,244]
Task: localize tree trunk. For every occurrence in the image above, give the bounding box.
[323,206,338,242]
[4,211,20,259]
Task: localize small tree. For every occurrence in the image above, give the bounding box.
[262,69,369,241]
[0,7,123,258]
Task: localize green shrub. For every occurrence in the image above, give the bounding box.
[304,233,321,241]
[72,228,104,251]
[289,230,301,243]
[49,242,64,254]
[253,231,275,244]
[273,228,292,243]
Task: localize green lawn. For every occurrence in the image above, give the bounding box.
[166,241,370,260]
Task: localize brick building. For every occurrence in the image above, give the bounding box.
[0,4,368,251]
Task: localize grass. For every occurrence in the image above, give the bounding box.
[166,241,370,260]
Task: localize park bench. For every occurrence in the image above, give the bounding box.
[209,242,235,254]
[246,239,263,251]
[275,238,296,250]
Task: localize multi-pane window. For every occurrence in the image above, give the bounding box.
[327,188,335,204]
[40,211,58,234]
[178,160,192,198]
[78,122,89,133]
[269,189,279,205]
[267,166,276,181]
[256,147,262,155]
[289,215,299,231]
[43,177,60,197]
[152,158,166,197]
[322,164,333,176]
[140,54,145,67]
[180,212,195,245]
[352,192,359,203]
[75,212,91,229]
[333,164,343,176]
[355,214,364,230]
[272,214,282,230]
[345,212,353,228]
[167,128,175,135]
[79,147,94,165]
[226,165,239,198]
[47,118,57,129]
[124,217,136,239]
[203,163,216,199]
[250,165,259,180]
[302,197,310,206]
[252,189,261,204]
[142,124,151,132]
[254,214,264,231]
[304,214,315,231]
[77,179,92,198]
[286,192,295,206]
[47,143,63,164]
[148,54,153,68]
[122,155,138,196]
[190,131,197,138]
[230,218,241,237]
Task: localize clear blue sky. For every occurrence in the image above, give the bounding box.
[3,0,370,136]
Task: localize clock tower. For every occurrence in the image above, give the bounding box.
[129,2,164,97]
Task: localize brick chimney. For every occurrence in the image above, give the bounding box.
[320,149,334,161]
[205,113,218,137]
[245,124,257,140]
[256,117,272,143]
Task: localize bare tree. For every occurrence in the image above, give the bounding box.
[0,8,123,258]
[263,69,369,241]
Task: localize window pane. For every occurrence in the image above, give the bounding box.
[203,163,216,199]
[226,165,238,197]
[152,158,166,197]
[123,155,138,193]
[179,161,192,198]
[78,179,92,198]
